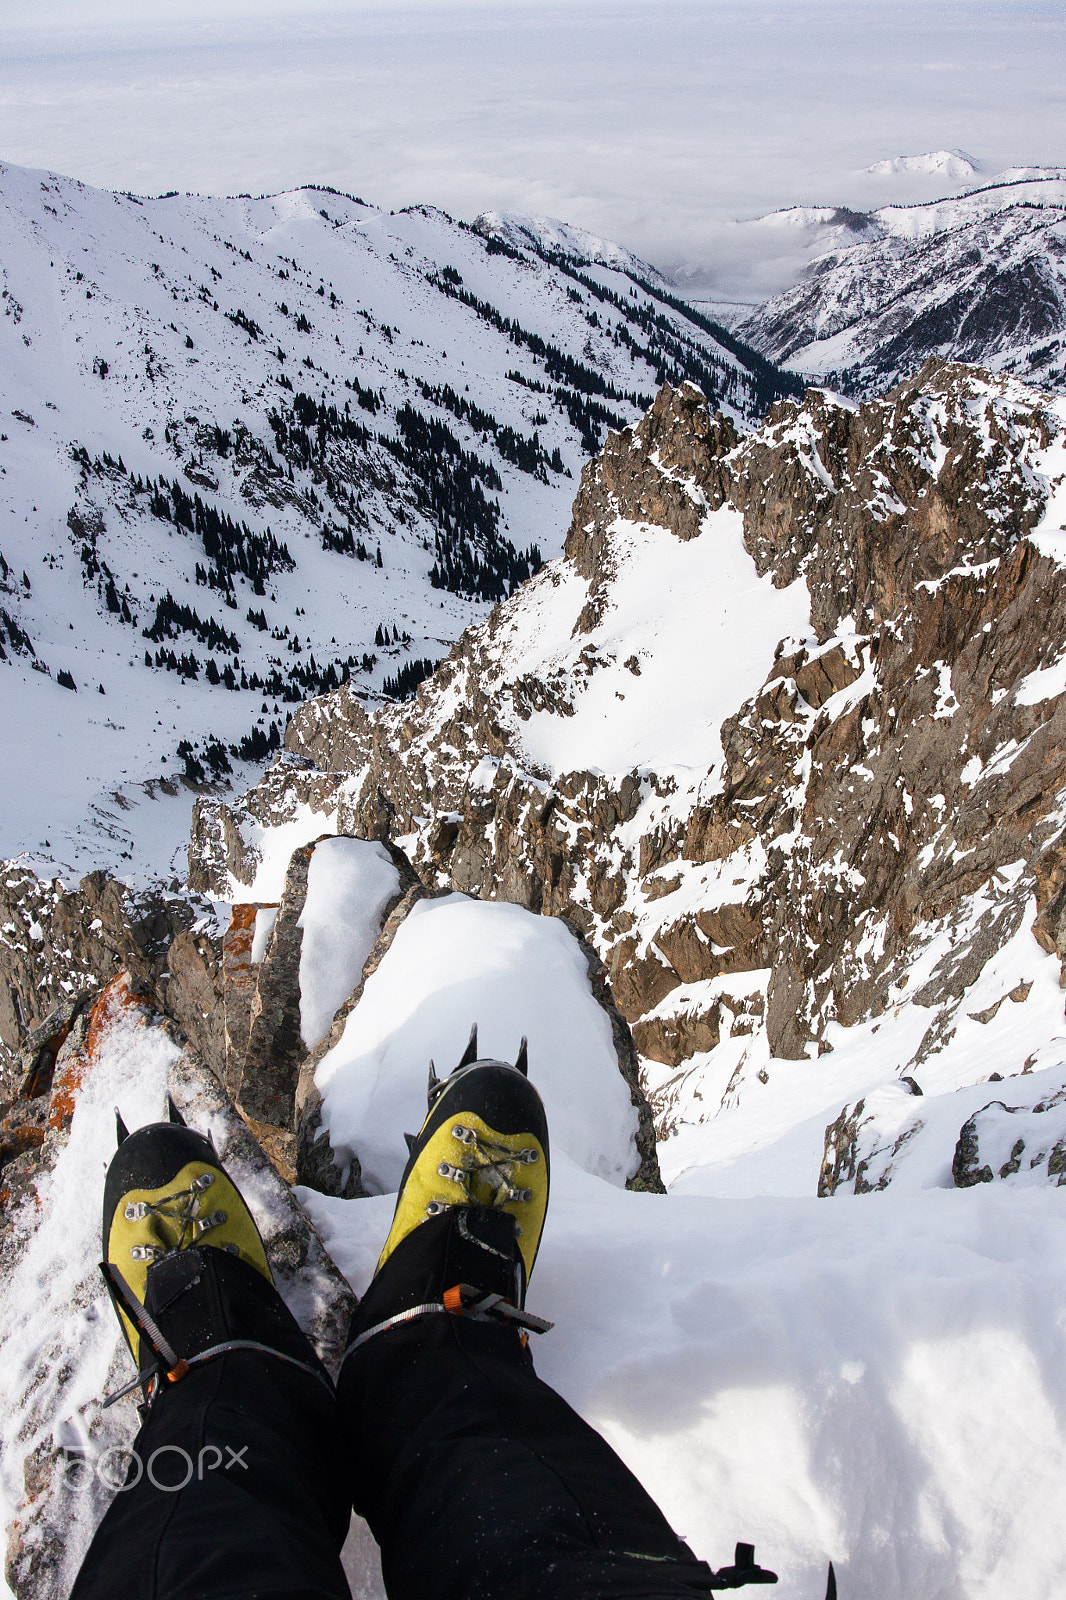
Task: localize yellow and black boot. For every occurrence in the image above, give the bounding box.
[344,1028,552,1358]
[102,1098,329,1404]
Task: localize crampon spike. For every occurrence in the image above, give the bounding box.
[166,1093,187,1127]
[115,1109,130,1147]
[825,1561,836,1600]
[456,1023,479,1071]
[427,1060,441,1108]
[514,1036,529,1077]
[404,1132,417,1154]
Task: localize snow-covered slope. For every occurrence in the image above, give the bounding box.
[738,174,1066,394]
[7,363,1066,1600]
[0,162,792,882]
[472,210,671,282]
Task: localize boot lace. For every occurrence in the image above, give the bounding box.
[426,1124,538,1219]
[125,1172,229,1261]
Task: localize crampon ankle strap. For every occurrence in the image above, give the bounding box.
[343,1282,553,1363]
[98,1262,334,1406]
[101,1260,188,1386]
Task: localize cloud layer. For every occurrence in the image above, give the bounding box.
[1,0,1063,298]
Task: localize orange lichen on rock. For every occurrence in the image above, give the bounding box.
[47,973,148,1132]
[229,904,260,935]
[0,1126,45,1161]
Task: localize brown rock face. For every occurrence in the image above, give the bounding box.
[238,839,319,1135]
[222,903,272,1096]
[633,1004,721,1069]
[0,866,225,1083]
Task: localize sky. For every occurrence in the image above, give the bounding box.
[0,0,1063,300]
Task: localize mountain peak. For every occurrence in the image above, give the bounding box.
[864,148,981,180]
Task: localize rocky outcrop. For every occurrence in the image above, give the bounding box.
[279,683,375,779]
[953,1089,1066,1187]
[188,752,344,898]
[818,1091,926,1197]
[207,364,1064,1175]
[237,839,321,1148]
[0,867,226,1084]
[221,903,274,1095]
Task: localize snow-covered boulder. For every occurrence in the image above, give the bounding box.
[315,892,654,1195]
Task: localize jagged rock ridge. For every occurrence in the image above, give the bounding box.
[192,359,1066,1182]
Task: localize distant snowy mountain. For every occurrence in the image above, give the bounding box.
[737,173,1066,394]
[0,162,795,881]
[864,148,980,180]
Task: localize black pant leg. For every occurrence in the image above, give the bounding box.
[340,1312,716,1600]
[70,1248,354,1600]
[70,1351,352,1600]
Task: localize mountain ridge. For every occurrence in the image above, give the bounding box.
[0,160,796,881]
[737,173,1066,395]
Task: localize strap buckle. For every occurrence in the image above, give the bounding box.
[100,1261,190,1385]
[443,1283,554,1334]
[708,1542,778,1588]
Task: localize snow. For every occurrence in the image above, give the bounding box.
[1028,409,1066,566]
[315,893,641,1194]
[297,836,400,1049]
[239,802,337,901]
[474,212,667,283]
[250,905,278,963]
[1016,654,1066,706]
[304,1155,1066,1600]
[505,506,811,780]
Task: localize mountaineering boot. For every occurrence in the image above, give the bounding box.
[72,1101,350,1600]
[345,1027,551,1354]
[102,1101,329,1403]
[339,1033,778,1600]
